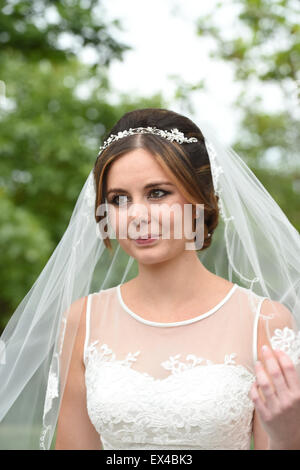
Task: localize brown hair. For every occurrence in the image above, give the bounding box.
[93,108,219,253]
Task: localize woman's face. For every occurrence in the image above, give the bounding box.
[105,148,200,264]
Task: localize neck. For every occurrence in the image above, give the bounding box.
[131,250,216,310]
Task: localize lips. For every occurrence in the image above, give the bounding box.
[134,234,160,240]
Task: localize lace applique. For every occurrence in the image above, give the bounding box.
[84,341,256,450]
[270,327,300,365]
[85,342,253,380]
[86,340,142,368]
[160,352,237,374]
[40,353,60,449]
[43,370,59,418]
[42,351,60,423]
[161,353,214,373]
[224,353,237,365]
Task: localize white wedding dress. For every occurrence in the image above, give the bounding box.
[83,283,300,450]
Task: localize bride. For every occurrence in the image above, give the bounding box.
[1,108,300,450]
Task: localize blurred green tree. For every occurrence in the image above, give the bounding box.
[0,1,167,332]
[194,0,300,230]
[0,0,131,64]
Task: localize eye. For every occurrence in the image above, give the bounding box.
[108,189,170,207]
[149,189,170,199]
[109,195,128,206]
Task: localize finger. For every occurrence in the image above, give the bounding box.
[261,345,289,398]
[249,381,270,421]
[273,349,300,391]
[249,381,265,404]
[255,360,280,410]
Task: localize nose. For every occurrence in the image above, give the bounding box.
[127,202,153,239]
[128,202,150,223]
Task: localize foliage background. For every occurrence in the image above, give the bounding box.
[0,0,299,337]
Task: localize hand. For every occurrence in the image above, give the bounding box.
[250,344,300,450]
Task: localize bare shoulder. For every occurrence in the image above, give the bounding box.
[62,295,89,368]
[259,297,294,327]
[65,295,88,325]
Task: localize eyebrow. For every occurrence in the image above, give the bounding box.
[106,181,175,195]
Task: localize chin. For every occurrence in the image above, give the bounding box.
[123,240,186,265]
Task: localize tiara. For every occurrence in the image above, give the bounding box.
[98,126,199,155]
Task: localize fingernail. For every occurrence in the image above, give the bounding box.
[262,345,268,352]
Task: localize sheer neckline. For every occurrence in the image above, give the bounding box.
[116,283,238,328]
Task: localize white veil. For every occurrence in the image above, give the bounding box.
[0,112,299,449]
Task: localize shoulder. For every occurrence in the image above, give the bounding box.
[257,297,296,362]
[238,285,294,327]
[65,289,112,326]
[259,297,295,328]
[64,295,89,329]
[61,295,91,368]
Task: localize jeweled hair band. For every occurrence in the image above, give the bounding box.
[97,126,199,155]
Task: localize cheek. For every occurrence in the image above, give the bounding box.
[160,203,194,239]
[115,210,129,237]
[107,200,195,242]
[182,204,196,238]
[107,205,126,238]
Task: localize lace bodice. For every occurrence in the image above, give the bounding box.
[85,342,255,450]
[82,283,300,450]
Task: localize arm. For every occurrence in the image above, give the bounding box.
[252,409,270,450]
[55,296,103,450]
[251,299,300,450]
[252,299,273,450]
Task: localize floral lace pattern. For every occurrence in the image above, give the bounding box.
[161,352,237,373]
[40,352,60,449]
[42,352,60,421]
[270,327,300,365]
[43,370,59,418]
[84,342,256,450]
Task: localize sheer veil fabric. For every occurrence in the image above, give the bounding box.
[0,116,299,449]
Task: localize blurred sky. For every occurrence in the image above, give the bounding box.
[80,0,288,148]
[59,0,291,148]
[2,0,295,148]
[99,0,241,146]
